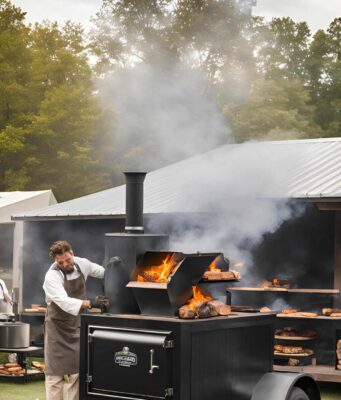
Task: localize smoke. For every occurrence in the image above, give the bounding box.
[147,140,306,284]
[97,63,231,172]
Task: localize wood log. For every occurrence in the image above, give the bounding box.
[139,271,158,282]
[336,349,341,360]
[337,339,341,349]
[197,302,218,318]
[202,270,240,281]
[337,365,341,370]
[179,305,195,319]
[207,300,231,316]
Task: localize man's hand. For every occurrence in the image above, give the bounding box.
[81,300,91,309]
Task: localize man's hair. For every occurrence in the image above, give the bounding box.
[49,241,73,258]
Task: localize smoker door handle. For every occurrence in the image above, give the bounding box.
[149,349,159,374]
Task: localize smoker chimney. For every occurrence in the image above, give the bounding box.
[124,172,147,234]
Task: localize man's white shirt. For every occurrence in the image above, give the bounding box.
[43,256,105,316]
[0,278,8,300]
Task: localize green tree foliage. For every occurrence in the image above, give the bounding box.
[0,1,112,200]
[224,78,320,142]
[227,15,340,140]
[90,0,252,96]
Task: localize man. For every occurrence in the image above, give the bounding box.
[43,240,105,400]
[0,278,12,313]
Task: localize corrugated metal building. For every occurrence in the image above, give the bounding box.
[11,138,341,310]
[0,190,56,309]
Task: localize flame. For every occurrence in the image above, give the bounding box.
[187,286,213,313]
[137,254,178,283]
[209,258,221,272]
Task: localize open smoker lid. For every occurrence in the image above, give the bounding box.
[127,251,226,316]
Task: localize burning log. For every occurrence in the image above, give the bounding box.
[207,300,231,316]
[139,271,158,282]
[179,305,196,319]
[137,254,179,283]
[179,300,231,319]
[197,302,219,318]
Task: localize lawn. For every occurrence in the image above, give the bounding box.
[0,380,340,400]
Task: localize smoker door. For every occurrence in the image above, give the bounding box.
[88,326,173,399]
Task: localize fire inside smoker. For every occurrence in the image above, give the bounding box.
[179,286,231,319]
[137,253,179,283]
[137,253,240,283]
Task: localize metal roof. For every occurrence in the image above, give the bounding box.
[0,190,57,223]
[12,138,341,220]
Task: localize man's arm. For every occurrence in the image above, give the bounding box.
[4,292,12,303]
[1,280,12,303]
[84,259,105,279]
[43,271,88,316]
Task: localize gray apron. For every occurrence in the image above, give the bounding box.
[44,264,86,375]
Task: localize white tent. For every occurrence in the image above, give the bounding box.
[0,190,57,309]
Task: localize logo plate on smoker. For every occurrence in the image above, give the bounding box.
[115,346,137,367]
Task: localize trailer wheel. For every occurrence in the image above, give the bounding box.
[288,387,309,400]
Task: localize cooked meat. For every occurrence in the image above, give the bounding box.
[294,312,318,318]
[282,346,303,354]
[322,308,341,316]
[288,358,300,366]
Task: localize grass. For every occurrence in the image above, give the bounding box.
[0,380,45,400]
[0,380,340,400]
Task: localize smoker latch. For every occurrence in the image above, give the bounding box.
[164,340,174,349]
[86,374,92,383]
[165,388,174,397]
[149,349,159,374]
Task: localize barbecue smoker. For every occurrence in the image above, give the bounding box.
[80,173,320,400]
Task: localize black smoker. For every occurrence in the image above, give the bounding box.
[80,173,320,400]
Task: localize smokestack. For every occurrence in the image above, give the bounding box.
[124,172,147,234]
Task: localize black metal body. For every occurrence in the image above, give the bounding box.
[104,233,169,314]
[80,312,275,400]
[124,172,146,233]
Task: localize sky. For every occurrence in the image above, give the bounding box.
[10,0,341,33]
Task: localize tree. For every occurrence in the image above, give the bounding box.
[224,78,320,142]
[90,0,253,95]
[0,10,113,200]
[255,17,311,81]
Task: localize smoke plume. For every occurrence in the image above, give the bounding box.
[97,63,231,172]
